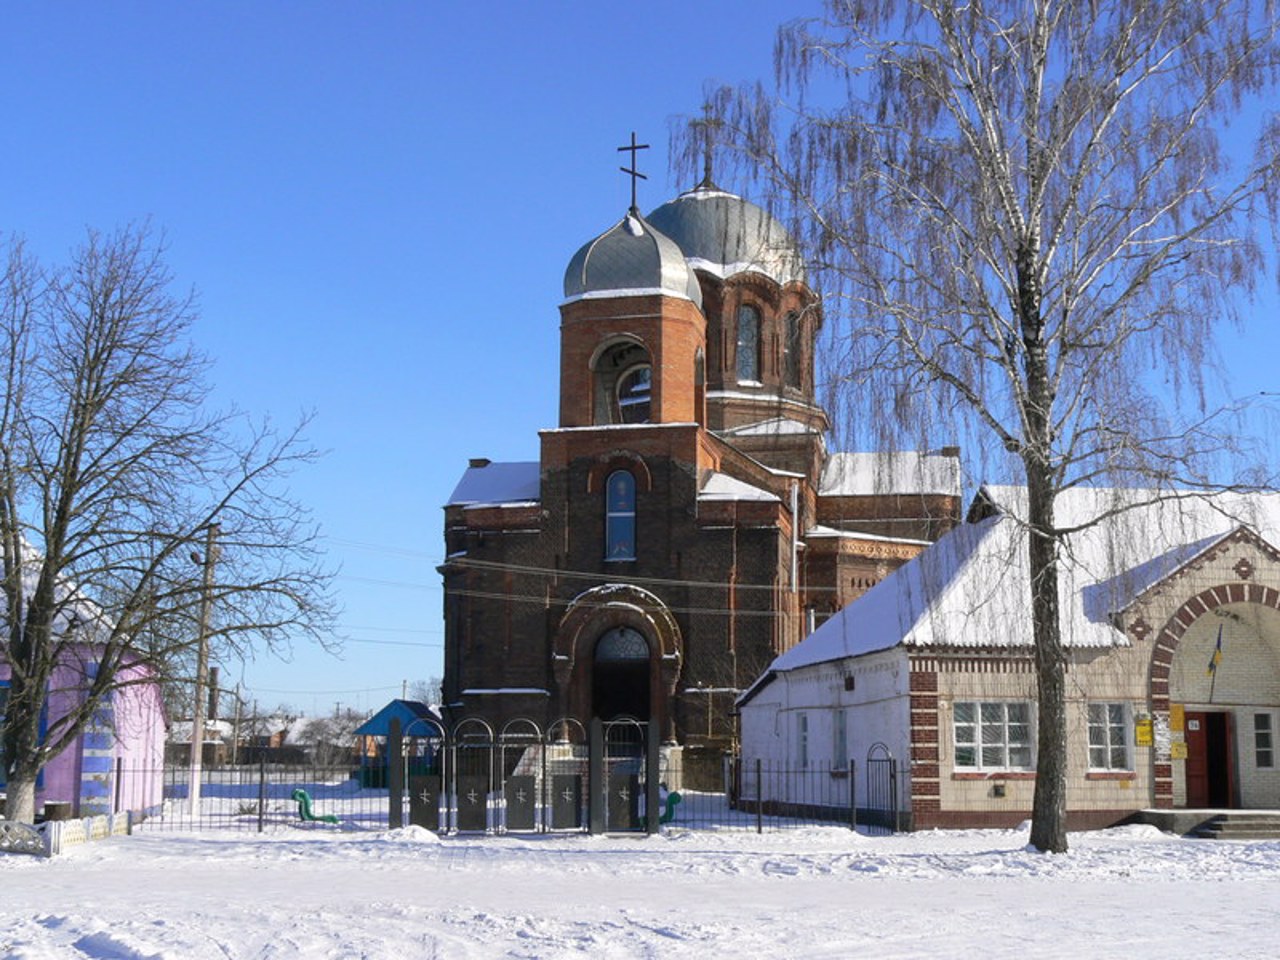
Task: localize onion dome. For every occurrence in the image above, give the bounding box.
[563,211,702,308]
[646,184,804,286]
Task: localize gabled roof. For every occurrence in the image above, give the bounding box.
[768,486,1280,674]
[354,699,442,738]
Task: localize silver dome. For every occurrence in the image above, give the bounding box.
[563,212,703,307]
[646,185,805,286]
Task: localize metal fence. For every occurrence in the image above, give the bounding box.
[120,752,901,836]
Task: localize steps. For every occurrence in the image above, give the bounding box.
[1192,812,1280,840]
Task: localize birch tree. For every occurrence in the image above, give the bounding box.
[687,0,1280,851]
[0,226,334,822]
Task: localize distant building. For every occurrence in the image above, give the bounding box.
[440,172,961,781]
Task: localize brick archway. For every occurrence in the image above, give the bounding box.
[553,584,683,740]
[1147,580,1280,806]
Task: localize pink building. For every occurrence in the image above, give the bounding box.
[1,654,166,819]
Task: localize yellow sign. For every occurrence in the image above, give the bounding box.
[1135,717,1153,747]
[1171,741,1188,760]
[1170,705,1185,732]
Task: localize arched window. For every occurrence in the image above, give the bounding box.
[616,364,651,423]
[784,311,802,388]
[595,626,650,661]
[605,470,636,560]
[736,304,760,383]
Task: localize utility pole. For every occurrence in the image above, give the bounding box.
[188,523,220,816]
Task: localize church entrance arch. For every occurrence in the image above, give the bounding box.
[593,626,651,720]
[553,584,684,741]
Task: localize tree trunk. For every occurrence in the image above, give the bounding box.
[1026,461,1068,853]
[3,685,43,823]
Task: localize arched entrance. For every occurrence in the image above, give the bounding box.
[1153,590,1280,810]
[592,626,651,720]
[553,584,684,741]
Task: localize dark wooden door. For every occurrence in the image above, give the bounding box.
[1185,711,1233,808]
[1185,712,1210,807]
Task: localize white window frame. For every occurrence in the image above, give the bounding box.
[796,712,810,770]
[1087,702,1132,771]
[831,707,848,770]
[1255,712,1274,769]
[953,701,1034,771]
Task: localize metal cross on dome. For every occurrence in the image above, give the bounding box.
[617,131,650,213]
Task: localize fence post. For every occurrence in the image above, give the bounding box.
[645,721,660,835]
[588,718,604,835]
[257,759,266,834]
[755,758,763,835]
[849,758,857,832]
[388,716,404,830]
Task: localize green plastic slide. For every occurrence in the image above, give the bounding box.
[291,788,339,824]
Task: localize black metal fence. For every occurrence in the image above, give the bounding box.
[120,751,901,836]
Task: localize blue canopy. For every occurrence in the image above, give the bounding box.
[354,699,443,738]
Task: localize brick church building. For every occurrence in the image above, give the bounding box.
[440,162,962,777]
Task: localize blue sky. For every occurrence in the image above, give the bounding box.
[2,4,1274,717]
[0,2,797,715]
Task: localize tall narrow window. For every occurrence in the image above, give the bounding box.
[831,707,848,769]
[784,311,802,388]
[605,470,636,561]
[736,304,760,383]
[1256,713,1274,768]
[797,712,810,769]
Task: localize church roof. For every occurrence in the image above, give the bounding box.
[646,184,805,287]
[699,471,780,502]
[768,487,1280,673]
[563,211,702,307]
[818,451,962,498]
[446,461,540,507]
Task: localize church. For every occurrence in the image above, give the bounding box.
[440,144,961,783]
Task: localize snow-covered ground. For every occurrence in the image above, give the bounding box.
[3,822,1278,958]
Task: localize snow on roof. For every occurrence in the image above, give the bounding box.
[804,525,931,547]
[720,417,819,437]
[699,471,780,503]
[819,452,961,498]
[446,461,540,507]
[770,487,1280,673]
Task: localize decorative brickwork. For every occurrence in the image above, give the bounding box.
[907,659,941,821]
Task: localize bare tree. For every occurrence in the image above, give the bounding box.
[407,677,443,705]
[0,225,334,822]
[687,0,1280,851]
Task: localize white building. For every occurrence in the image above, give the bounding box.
[739,486,1280,829]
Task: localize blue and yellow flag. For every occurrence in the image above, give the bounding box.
[1207,623,1224,676]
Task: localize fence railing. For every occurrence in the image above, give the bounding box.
[114,754,902,836]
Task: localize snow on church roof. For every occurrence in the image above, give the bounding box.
[769,486,1280,673]
[446,461,540,507]
[699,471,779,502]
[819,452,961,498]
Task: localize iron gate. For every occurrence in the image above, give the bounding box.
[864,742,899,835]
